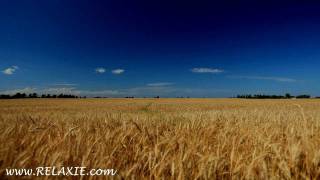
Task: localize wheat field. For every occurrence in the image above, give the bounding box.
[0,98,320,179]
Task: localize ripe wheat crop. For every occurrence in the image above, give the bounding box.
[1,98,320,179]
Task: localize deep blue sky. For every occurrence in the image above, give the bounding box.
[1,1,320,97]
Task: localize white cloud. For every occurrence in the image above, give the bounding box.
[228,75,297,82]
[41,87,80,95]
[147,82,174,87]
[80,86,175,97]
[2,66,19,75]
[0,85,233,98]
[191,68,224,74]
[95,67,106,74]
[0,87,81,96]
[122,86,233,97]
[50,83,77,86]
[124,86,176,96]
[79,90,121,96]
[0,87,36,95]
[111,69,125,74]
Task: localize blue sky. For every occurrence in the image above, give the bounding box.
[1,1,320,97]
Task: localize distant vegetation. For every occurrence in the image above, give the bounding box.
[0,93,165,99]
[236,93,312,99]
[0,92,318,99]
[0,93,84,99]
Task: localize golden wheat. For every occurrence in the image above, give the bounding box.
[1,98,320,179]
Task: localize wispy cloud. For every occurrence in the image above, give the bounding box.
[0,87,36,95]
[228,75,297,82]
[147,82,174,87]
[79,89,121,96]
[50,83,77,86]
[124,86,176,96]
[191,67,224,74]
[41,87,80,95]
[111,69,125,74]
[2,66,19,75]
[95,67,106,74]
[0,85,232,98]
[0,86,121,97]
[0,87,80,95]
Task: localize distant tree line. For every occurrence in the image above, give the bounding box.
[0,93,86,99]
[236,93,312,99]
[1,92,318,99]
[125,96,134,98]
[0,93,166,99]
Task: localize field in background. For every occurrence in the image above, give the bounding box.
[1,98,320,179]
